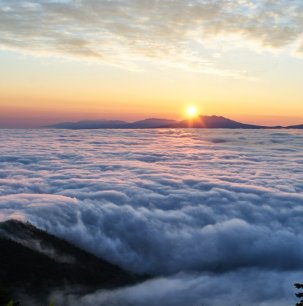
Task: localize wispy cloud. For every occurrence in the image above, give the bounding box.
[0,0,302,75]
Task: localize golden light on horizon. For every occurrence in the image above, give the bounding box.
[186,106,199,119]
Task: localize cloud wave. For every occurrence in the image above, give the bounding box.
[0,128,303,305]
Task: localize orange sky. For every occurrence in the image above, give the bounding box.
[0,1,303,127]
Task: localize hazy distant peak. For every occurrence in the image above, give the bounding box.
[127,118,178,128]
[133,118,175,122]
[286,124,303,129]
[47,119,129,129]
[172,115,267,129]
[45,116,303,129]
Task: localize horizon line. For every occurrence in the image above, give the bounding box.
[1,114,303,129]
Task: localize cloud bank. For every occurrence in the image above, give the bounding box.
[0,128,303,305]
[0,0,302,73]
[54,270,299,306]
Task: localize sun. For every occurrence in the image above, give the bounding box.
[186,106,198,119]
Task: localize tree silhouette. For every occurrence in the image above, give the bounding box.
[0,282,18,306]
[294,283,303,306]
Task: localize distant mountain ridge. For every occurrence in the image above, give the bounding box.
[170,115,265,129]
[46,115,303,129]
[286,124,303,129]
[48,119,128,129]
[125,118,178,128]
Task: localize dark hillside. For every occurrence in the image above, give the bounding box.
[0,220,139,305]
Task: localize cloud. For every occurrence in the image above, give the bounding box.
[53,270,300,306]
[0,0,302,74]
[1,128,303,304]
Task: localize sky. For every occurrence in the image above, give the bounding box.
[0,0,303,127]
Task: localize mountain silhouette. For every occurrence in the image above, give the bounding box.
[126,118,178,128]
[286,124,303,129]
[46,115,303,129]
[170,115,266,129]
[48,119,128,129]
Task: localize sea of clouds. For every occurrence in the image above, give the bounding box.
[0,128,303,305]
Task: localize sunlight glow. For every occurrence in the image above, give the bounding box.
[186,106,198,119]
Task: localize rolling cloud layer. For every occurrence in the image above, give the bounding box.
[0,129,303,305]
[0,0,303,73]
